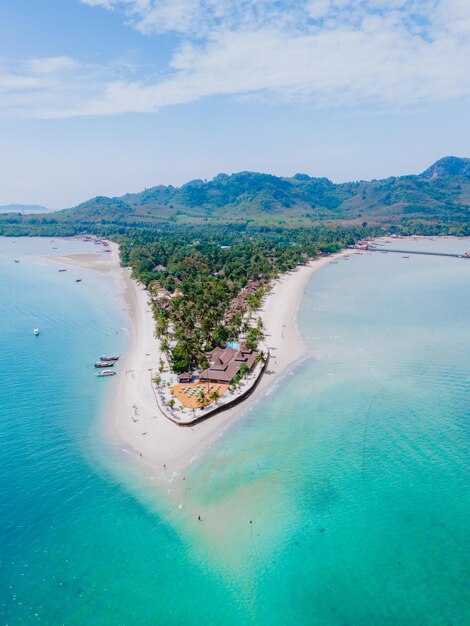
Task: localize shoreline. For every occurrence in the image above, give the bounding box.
[22,232,466,503]
[105,247,357,481]
[45,239,355,481]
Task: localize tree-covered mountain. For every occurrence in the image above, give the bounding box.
[61,156,470,226]
[1,157,470,238]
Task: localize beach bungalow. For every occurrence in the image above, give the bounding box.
[156,287,172,298]
[178,372,193,383]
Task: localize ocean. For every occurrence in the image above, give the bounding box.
[0,236,469,625]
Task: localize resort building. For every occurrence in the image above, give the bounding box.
[199,344,258,384]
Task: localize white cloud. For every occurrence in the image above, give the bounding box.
[26,56,79,74]
[0,57,122,118]
[80,0,295,34]
[306,0,332,20]
[1,0,469,117]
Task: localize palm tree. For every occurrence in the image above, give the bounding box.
[197,389,207,407]
[210,389,220,404]
[256,351,267,365]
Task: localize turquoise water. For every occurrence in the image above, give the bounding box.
[1,237,469,624]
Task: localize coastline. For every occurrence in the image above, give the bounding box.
[44,239,355,482]
[105,247,356,480]
[2,235,468,624]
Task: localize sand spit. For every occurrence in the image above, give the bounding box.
[48,240,355,480]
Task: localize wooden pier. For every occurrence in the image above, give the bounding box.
[355,246,470,259]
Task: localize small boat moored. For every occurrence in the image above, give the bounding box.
[75,279,82,283]
[96,370,116,377]
[95,361,115,368]
[100,355,119,361]
[33,328,40,336]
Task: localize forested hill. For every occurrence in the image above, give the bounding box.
[61,156,470,226]
[1,157,470,237]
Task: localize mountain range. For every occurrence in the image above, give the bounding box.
[2,157,470,230]
[60,156,470,226]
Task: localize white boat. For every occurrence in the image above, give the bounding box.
[33,328,40,336]
[96,370,116,377]
[100,354,119,361]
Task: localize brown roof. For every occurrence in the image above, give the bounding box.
[207,347,223,359]
[178,372,193,382]
[199,362,240,383]
[200,345,257,383]
[233,345,256,368]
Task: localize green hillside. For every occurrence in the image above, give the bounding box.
[1,157,470,237]
[60,156,470,226]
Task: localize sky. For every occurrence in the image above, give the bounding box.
[1,0,469,208]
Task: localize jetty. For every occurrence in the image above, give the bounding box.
[353,245,470,259]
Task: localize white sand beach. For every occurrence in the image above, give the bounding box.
[49,241,355,481]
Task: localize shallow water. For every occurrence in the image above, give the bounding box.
[1,237,469,624]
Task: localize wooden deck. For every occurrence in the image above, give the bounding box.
[171,382,229,409]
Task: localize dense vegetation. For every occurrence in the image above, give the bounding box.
[1,156,470,372]
[119,224,365,372]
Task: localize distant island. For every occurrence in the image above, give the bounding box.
[0,204,52,215]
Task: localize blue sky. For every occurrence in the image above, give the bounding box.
[1,0,469,208]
